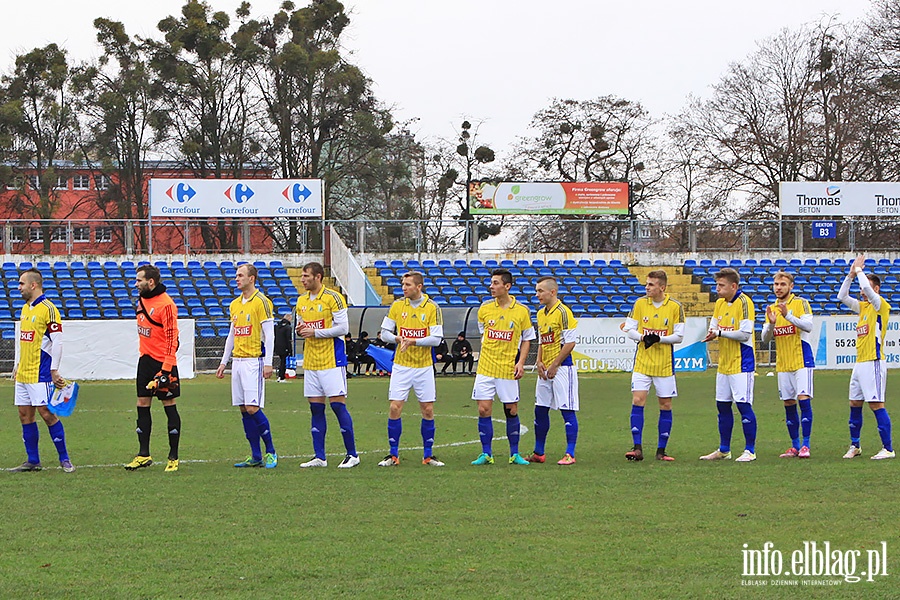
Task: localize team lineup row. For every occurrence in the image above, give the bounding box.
[8,256,893,473]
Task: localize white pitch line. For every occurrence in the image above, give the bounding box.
[21,414,529,470]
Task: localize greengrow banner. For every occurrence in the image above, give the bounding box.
[571,317,710,373]
[469,181,629,214]
[149,178,323,218]
[779,181,900,216]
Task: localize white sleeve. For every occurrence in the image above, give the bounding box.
[48,330,63,370]
[477,321,485,334]
[659,322,684,345]
[561,328,578,344]
[720,319,753,342]
[622,317,643,343]
[416,324,444,347]
[221,326,235,365]
[261,319,275,367]
[761,322,774,343]
[521,325,536,342]
[315,308,350,338]
[858,271,882,311]
[784,311,813,333]
[708,316,720,332]
[381,327,397,345]
[837,274,860,314]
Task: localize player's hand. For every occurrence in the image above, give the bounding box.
[777,302,788,317]
[536,361,547,380]
[399,337,416,353]
[642,333,661,348]
[298,325,316,339]
[850,254,865,274]
[263,365,273,379]
[546,364,559,379]
[147,370,178,395]
[702,330,717,343]
[215,364,226,379]
[513,363,525,380]
[766,305,776,323]
[51,370,66,388]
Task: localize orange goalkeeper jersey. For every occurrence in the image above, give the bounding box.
[136,287,180,370]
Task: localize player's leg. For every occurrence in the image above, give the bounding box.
[233,362,262,467]
[867,361,893,459]
[37,392,73,470]
[654,374,676,461]
[846,365,865,458]
[13,384,42,470]
[472,374,496,464]
[795,368,814,456]
[382,367,411,466]
[157,365,183,471]
[529,377,551,462]
[244,359,276,467]
[557,367,579,465]
[327,367,358,467]
[627,372,651,461]
[778,372,800,457]
[127,355,159,470]
[413,366,439,464]
[700,373,733,460]
[497,380,526,464]
[734,373,757,462]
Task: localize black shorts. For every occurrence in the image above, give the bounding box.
[137,355,181,400]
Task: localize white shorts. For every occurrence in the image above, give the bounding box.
[231,358,266,408]
[777,368,814,401]
[14,382,54,407]
[631,372,678,398]
[472,374,520,404]
[535,365,579,410]
[389,365,436,403]
[304,367,348,399]
[849,360,886,403]
[715,372,754,404]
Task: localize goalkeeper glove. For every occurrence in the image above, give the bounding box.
[643,333,661,349]
[147,370,179,396]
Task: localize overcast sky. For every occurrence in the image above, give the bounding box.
[4,0,874,150]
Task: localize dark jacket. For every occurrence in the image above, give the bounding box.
[274,317,293,355]
[451,338,472,357]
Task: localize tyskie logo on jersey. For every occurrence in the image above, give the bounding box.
[235,325,253,337]
[540,330,555,345]
[19,330,35,342]
[399,327,426,339]
[487,328,513,342]
[774,324,796,336]
[643,327,666,337]
[857,324,869,337]
[138,325,152,338]
[304,319,325,329]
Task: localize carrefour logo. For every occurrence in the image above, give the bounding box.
[283,183,313,203]
[225,183,254,204]
[165,183,197,203]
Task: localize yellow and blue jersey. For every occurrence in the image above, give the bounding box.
[295,287,348,370]
[476,297,535,379]
[767,295,815,372]
[228,291,274,358]
[536,300,577,367]
[713,291,755,375]
[386,294,443,369]
[629,294,684,377]
[17,295,62,384]
[856,297,891,362]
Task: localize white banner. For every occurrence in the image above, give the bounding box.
[779,181,900,216]
[570,317,710,373]
[149,178,322,218]
[16,320,196,380]
[809,316,900,369]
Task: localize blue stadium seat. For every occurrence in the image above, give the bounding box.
[484,260,499,268]
[85,309,102,319]
[448,296,464,306]
[190,307,208,317]
[102,309,119,319]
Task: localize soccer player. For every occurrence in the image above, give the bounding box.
[216,264,278,469]
[526,276,580,465]
[471,268,535,466]
[837,255,894,460]
[621,270,684,462]
[295,261,359,468]
[760,271,815,458]
[377,271,445,467]
[700,268,758,463]
[126,265,182,472]
[9,268,74,473]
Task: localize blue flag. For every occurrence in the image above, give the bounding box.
[48,382,79,417]
[366,345,395,374]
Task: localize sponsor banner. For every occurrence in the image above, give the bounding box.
[469,181,628,215]
[149,178,323,218]
[811,315,900,369]
[779,181,900,216]
[570,317,709,373]
[15,319,195,380]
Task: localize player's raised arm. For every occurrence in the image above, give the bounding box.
[837,260,862,313]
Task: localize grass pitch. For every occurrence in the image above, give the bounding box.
[0,370,898,599]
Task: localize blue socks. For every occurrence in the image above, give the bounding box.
[785,404,800,449]
[630,405,644,445]
[561,409,578,456]
[421,418,435,459]
[874,408,893,452]
[849,405,863,446]
[242,412,262,461]
[716,401,733,453]
[251,410,275,455]
[736,402,757,454]
[388,418,402,457]
[310,403,327,459]
[507,415,521,455]
[658,409,672,450]
[533,405,550,455]
[330,402,357,457]
[478,416,493,455]
[22,422,40,464]
[798,399,813,447]
[47,420,68,461]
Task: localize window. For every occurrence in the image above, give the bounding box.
[29,227,43,242]
[9,227,24,243]
[72,175,90,190]
[51,227,66,242]
[73,227,90,243]
[94,175,110,190]
[95,226,112,243]
[27,175,39,190]
[5,176,23,190]
[53,175,68,189]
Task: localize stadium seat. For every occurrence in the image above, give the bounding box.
[102,309,119,318]
[85,309,102,319]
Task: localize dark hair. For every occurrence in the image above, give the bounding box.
[303,262,325,280]
[20,267,42,286]
[458,331,465,337]
[360,331,369,337]
[868,273,881,288]
[137,264,161,284]
[647,270,668,285]
[402,271,424,285]
[714,268,740,286]
[238,263,258,283]
[491,268,513,286]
